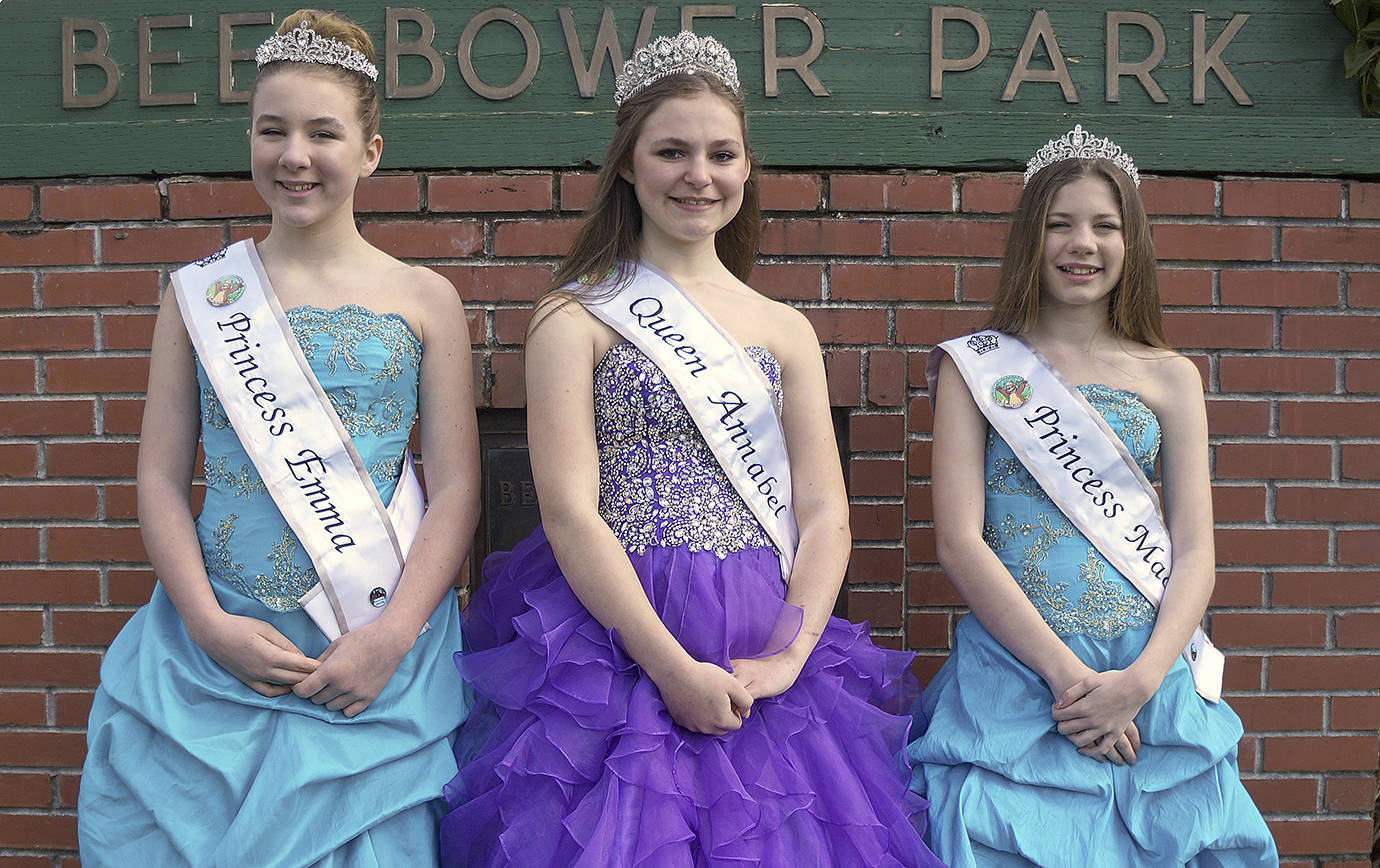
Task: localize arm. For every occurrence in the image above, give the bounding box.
[525,300,752,735]
[139,290,317,696]
[727,310,849,699]
[295,269,482,717]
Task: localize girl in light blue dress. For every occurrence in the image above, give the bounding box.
[909,129,1278,866]
[78,10,477,866]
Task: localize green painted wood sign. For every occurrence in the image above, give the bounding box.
[1,1,1374,178]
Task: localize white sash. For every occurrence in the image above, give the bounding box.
[173,240,424,641]
[580,262,800,581]
[930,330,1223,702]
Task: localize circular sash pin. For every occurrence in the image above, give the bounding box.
[369,587,388,608]
[991,374,1032,409]
[206,275,245,307]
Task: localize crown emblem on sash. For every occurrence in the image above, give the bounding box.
[193,249,228,268]
[967,333,999,355]
[991,375,1032,409]
[205,275,246,308]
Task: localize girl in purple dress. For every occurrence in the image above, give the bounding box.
[439,32,942,867]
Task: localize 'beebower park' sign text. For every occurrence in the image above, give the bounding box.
[0,1,1372,177]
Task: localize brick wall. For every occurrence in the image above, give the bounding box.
[1,169,1376,865]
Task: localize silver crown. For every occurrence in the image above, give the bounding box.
[614,31,741,105]
[255,24,378,82]
[1024,124,1139,187]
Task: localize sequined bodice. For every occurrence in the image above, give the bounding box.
[194,305,420,611]
[983,384,1163,639]
[595,342,782,558]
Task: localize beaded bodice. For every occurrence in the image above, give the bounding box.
[194,305,420,611]
[594,342,782,558]
[982,384,1163,639]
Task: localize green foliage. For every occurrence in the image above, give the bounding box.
[1328,0,1380,114]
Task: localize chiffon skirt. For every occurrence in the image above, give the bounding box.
[440,526,943,867]
[908,615,1278,867]
[79,577,468,868]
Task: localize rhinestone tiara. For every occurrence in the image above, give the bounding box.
[614,31,741,106]
[255,23,378,82]
[1024,124,1139,187]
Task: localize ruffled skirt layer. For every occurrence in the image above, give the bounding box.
[440,526,942,867]
[908,615,1278,867]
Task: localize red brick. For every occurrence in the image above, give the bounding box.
[842,588,902,628]
[906,526,937,563]
[109,568,157,606]
[1205,399,1270,435]
[1341,444,1380,480]
[0,527,39,562]
[1214,529,1328,566]
[895,307,987,346]
[54,690,96,728]
[1211,484,1266,522]
[167,179,267,219]
[1240,777,1316,813]
[1283,226,1380,264]
[356,174,420,212]
[846,546,904,584]
[1139,177,1215,215]
[1335,612,1380,648]
[759,173,822,211]
[57,771,80,808]
[41,183,160,222]
[101,226,222,265]
[1273,570,1380,607]
[911,653,947,685]
[0,358,36,394]
[906,439,932,477]
[430,174,552,212]
[0,399,94,436]
[0,229,94,266]
[1280,401,1380,436]
[848,457,903,497]
[849,413,904,452]
[0,650,103,688]
[51,609,136,646]
[1269,656,1380,692]
[958,175,1020,213]
[0,771,51,808]
[1332,695,1380,731]
[0,484,99,520]
[492,308,531,345]
[803,308,887,345]
[1262,735,1377,771]
[905,482,933,522]
[1324,776,1376,812]
[462,308,485,345]
[751,262,823,301]
[0,272,36,308]
[1230,694,1324,732]
[907,612,951,650]
[100,312,157,351]
[907,395,934,434]
[0,444,38,479]
[760,219,883,255]
[0,609,44,646]
[360,221,482,259]
[0,811,79,849]
[105,483,138,520]
[1345,359,1380,393]
[559,173,597,212]
[0,315,94,351]
[490,350,524,408]
[1222,655,1264,691]
[228,224,271,245]
[47,525,147,563]
[45,357,149,394]
[1351,180,1380,218]
[0,692,46,726]
[492,219,581,256]
[1211,571,1263,607]
[1283,313,1380,351]
[867,350,906,407]
[824,350,861,405]
[0,569,102,604]
[1223,180,1341,218]
[1163,312,1272,349]
[1215,443,1332,479]
[1211,613,1326,649]
[104,397,145,434]
[1338,530,1379,565]
[1155,268,1213,305]
[1219,269,1339,308]
[832,263,953,302]
[1267,817,1371,856]
[438,263,549,303]
[42,270,161,308]
[1351,271,1380,308]
[1277,486,1380,522]
[45,442,139,478]
[960,264,999,303]
[908,568,964,606]
[1152,224,1272,261]
[1218,356,1336,394]
[890,219,1007,257]
[0,184,34,220]
[829,173,950,212]
[850,503,902,540]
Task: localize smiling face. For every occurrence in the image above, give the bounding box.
[249,67,382,230]
[618,91,750,252]
[1039,174,1126,312]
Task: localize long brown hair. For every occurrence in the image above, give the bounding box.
[539,72,760,325]
[986,158,1167,349]
[250,9,381,140]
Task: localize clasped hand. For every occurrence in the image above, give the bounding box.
[655,659,755,736]
[1051,667,1154,766]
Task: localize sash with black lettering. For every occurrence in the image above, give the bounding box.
[929,330,1223,702]
[580,262,799,581]
[173,240,425,641]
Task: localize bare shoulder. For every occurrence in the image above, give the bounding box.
[1133,347,1207,424]
[527,290,607,356]
[753,295,820,364]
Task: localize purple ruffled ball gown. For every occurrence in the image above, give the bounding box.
[439,343,944,867]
